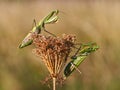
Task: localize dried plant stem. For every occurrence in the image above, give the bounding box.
[53,77,56,90]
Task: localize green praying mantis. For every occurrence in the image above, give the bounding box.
[19,10,59,49]
[64,42,99,78]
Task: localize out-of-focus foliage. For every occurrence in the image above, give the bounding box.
[0,1,120,90]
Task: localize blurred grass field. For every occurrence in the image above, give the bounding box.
[0,1,120,90]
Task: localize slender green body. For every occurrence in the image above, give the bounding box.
[19,10,59,49]
[64,42,99,77]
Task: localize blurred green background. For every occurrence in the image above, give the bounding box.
[0,1,120,90]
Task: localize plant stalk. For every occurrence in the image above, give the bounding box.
[53,77,56,90]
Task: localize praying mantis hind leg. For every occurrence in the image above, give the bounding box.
[43,28,56,37]
[30,19,37,31]
[73,46,79,49]
[73,43,83,49]
[71,63,82,75]
[33,19,37,27]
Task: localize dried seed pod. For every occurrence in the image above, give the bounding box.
[32,33,76,79]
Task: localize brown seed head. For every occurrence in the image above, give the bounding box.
[32,34,76,79]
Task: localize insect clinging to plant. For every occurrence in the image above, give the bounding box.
[19,10,59,49]
[64,42,99,78]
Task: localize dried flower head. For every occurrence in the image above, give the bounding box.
[32,34,76,79]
